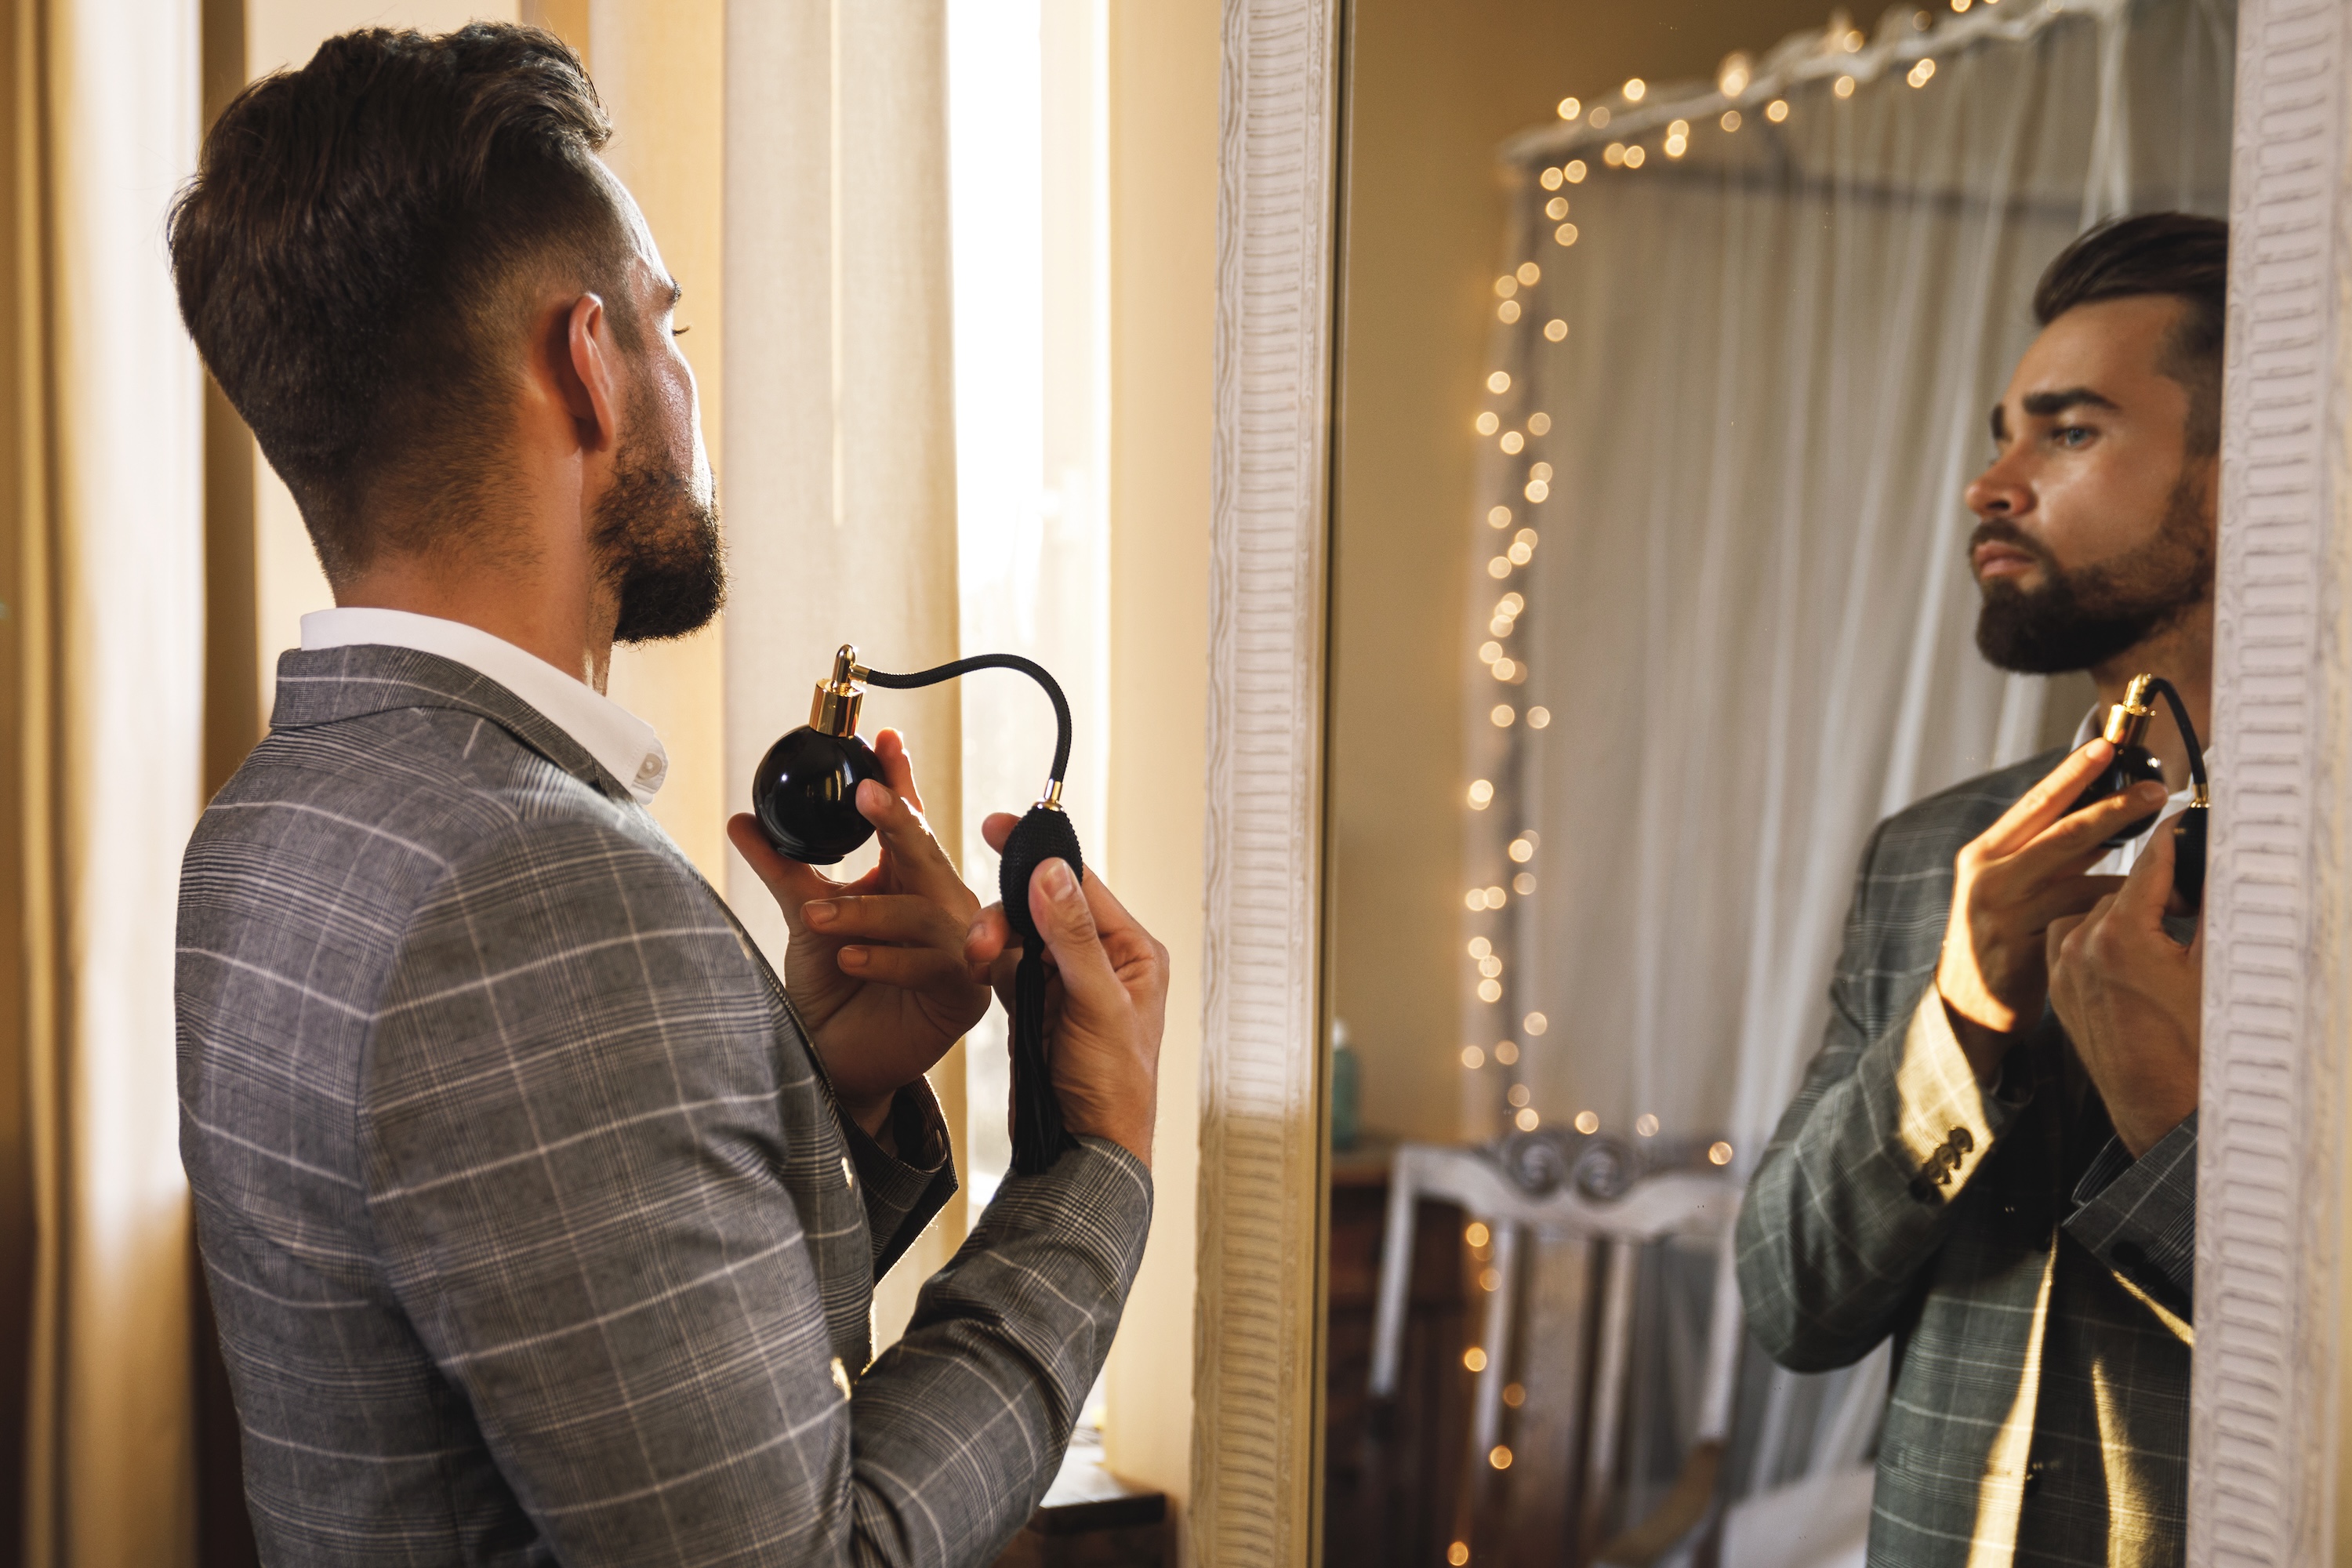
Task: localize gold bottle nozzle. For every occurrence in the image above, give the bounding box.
[811,643,867,736]
[2102,673,2157,750]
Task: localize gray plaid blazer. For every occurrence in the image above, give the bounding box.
[177,645,1152,1567]
[1737,749,2195,1568]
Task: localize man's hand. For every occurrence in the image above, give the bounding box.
[964,812,1168,1167]
[2046,822,2201,1156]
[728,729,989,1139]
[1935,740,2166,1082]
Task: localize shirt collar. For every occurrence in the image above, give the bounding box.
[299,608,669,803]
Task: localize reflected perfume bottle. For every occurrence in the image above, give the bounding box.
[2068,673,2168,848]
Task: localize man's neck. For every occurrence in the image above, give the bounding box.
[335,552,619,694]
[2088,604,2214,790]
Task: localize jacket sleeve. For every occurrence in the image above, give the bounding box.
[360,815,1149,1568]
[1734,819,2029,1372]
[2063,1115,2194,1323]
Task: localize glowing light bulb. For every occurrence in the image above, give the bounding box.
[1539,165,1564,190]
[1557,96,1581,120]
[1491,704,1515,728]
[1526,706,1551,729]
[1574,1110,1600,1134]
[1588,105,1611,129]
[1623,145,1646,169]
[1468,937,1491,957]
[1635,1113,1660,1137]
[1489,504,1513,526]
[1722,108,1744,131]
[1488,557,1512,580]
[1527,412,1552,434]
[1465,1221,1490,1246]
[1546,195,1570,220]
[1555,222,1580,246]
[1487,370,1512,393]
[1565,159,1588,183]
[1494,274,1519,298]
[1523,478,1550,503]
[1500,430,1525,454]
[1709,1141,1736,1166]
[1766,98,1790,122]
[1523,1011,1549,1035]
[1464,1347,1488,1372]
[1516,261,1541,285]
[1497,299,1519,321]
[1476,978,1502,1003]
[1513,871,1535,893]
[1718,53,1752,95]
[1494,1040,1519,1065]
[1513,1108,1538,1131]
[1544,318,1568,341]
[1478,641,1502,663]
[1622,77,1646,101]
[1461,1045,1485,1069]
[1475,411,1500,435]
[1908,58,1936,86]
[1508,837,1534,862]
[1834,74,1856,97]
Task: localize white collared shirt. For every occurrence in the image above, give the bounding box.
[300,608,669,804]
[2066,705,2212,878]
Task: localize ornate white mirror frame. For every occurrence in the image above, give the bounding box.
[1192,0,1341,1562]
[2196,0,2352,1559]
[1193,0,2352,1562]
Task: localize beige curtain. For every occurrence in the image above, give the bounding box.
[5,0,206,1564]
[723,0,968,1345]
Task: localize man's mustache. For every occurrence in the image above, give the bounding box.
[1968,517,2059,577]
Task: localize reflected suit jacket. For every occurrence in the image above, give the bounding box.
[1736,749,2195,1568]
[176,645,1152,1567]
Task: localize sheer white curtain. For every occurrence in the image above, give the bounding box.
[1457,0,2233,1519]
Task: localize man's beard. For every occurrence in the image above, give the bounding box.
[1972,474,2213,674]
[591,430,726,644]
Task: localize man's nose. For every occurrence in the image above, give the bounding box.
[1965,459,2029,520]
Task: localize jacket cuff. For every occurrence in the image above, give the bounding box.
[844,1076,959,1277]
[1868,987,2022,1206]
[2064,1112,2196,1319]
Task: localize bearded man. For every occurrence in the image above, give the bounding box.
[1737,212,2222,1567]
[171,25,1167,1566]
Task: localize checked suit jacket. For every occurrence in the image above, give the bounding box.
[1736,750,2197,1568]
[176,645,1152,1567]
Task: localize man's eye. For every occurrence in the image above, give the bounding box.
[671,325,691,337]
[2054,424,2092,447]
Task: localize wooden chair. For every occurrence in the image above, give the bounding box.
[1368,1134,1737,1566]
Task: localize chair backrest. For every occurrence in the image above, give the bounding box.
[1367,1140,1738,1566]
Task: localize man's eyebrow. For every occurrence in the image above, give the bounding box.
[663,278,684,310]
[2019,387,2119,418]
[1990,403,2006,444]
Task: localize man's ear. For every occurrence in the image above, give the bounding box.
[552,292,619,455]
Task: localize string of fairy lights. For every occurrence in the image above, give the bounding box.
[1443,11,2066,1545]
[1459,4,1998,1177]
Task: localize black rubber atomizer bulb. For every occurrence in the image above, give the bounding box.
[752,644,1083,1175]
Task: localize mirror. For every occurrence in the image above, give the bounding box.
[1316,0,2234,1563]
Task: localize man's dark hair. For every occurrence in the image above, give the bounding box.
[169,24,637,581]
[2032,212,2228,456]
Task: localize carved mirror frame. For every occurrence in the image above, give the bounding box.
[1194,0,2351,1561]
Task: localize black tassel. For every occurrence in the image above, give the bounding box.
[1000,804,1084,1176]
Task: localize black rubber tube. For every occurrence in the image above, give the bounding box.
[860,655,1073,786]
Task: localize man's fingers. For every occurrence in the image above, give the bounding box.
[2009,781,2167,877]
[804,893,969,949]
[981,811,1020,854]
[835,943,975,993]
[1979,740,2119,857]
[728,814,841,924]
[871,728,927,814]
[2046,910,2089,971]
[855,775,966,904]
[965,902,1014,971]
[2025,874,2129,927]
[1026,859,1123,1007]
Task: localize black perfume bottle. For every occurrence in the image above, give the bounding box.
[2067,671,2210,908]
[751,644,1084,1176]
[2068,673,2168,848]
[750,647,886,864]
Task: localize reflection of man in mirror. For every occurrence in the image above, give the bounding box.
[1738,213,2222,1566]
[171,24,1168,1563]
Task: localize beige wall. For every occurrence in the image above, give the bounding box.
[1327,0,1840,1145]
[1098,0,1218,1518]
